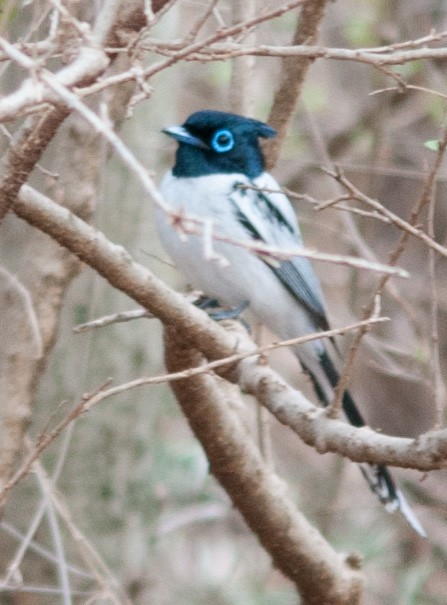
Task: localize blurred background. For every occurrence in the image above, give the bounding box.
[1,1,447,603]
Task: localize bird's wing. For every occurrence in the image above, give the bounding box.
[228,173,329,331]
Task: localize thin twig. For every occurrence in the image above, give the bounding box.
[238,184,393,223]
[169,208,409,276]
[325,167,447,259]
[370,83,447,101]
[183,0,220,45]
[73,292,202,333]
[35,470,72,605]
[326,295,382,418]
[0,314,390,504]
[31,461,130,605]
[166,41,447,65]
[73,308,151,332]
[427,169,445,428]
[0,500,49,589]
[324,128,447,421]
[0,379,113,507]
[0,521,92,582]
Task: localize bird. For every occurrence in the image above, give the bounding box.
[156,109,426,537]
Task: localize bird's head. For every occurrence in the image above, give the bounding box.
[162,110,276,179]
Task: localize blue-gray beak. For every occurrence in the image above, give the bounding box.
[162,125,210,150]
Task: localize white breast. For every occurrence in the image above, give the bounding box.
[156,170,328,384]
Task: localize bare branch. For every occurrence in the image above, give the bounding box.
[14,184,238,361]
[0,40,109,124]
[73,308,151,332]
[264,0,329,169]
[76,0,315,99]
[167,206,410,276]
[0,107,70,221]
[73,292,202,332]
[159,40,447,65]
[0,312,391,505]
[12,184,447,472]
[164,326,364,604]
[237,338,447,472]
[324,167,447,259]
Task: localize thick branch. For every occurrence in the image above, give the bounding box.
[236,349,447,471]
[164,327,364,605]
[15,185,238,359]
[0,107,69,221]
[12,185,447,471]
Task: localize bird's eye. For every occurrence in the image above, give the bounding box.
[211,129,234,153]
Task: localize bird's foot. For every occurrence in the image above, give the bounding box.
[195,296,250,326]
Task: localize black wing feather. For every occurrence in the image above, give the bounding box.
[231,182,329,331]
[272,261,329,331]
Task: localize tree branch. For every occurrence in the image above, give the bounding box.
[0,107,70,221]
[264,0,329,169]
[12,184,447,472]
[164,326,364,605]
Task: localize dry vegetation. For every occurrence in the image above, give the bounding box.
[1,1,447,603]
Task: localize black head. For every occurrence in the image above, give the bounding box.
[163,110,276,179]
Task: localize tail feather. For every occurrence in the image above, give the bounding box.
[358,463,426,537]
[395,489,427,538]
[303,351,426,537]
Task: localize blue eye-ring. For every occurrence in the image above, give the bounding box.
[211,129,234,153]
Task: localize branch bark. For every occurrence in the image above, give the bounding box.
[164,326,364,605]
[0,108,69,222]
[11,185,447,472]
[264,0,329,169]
